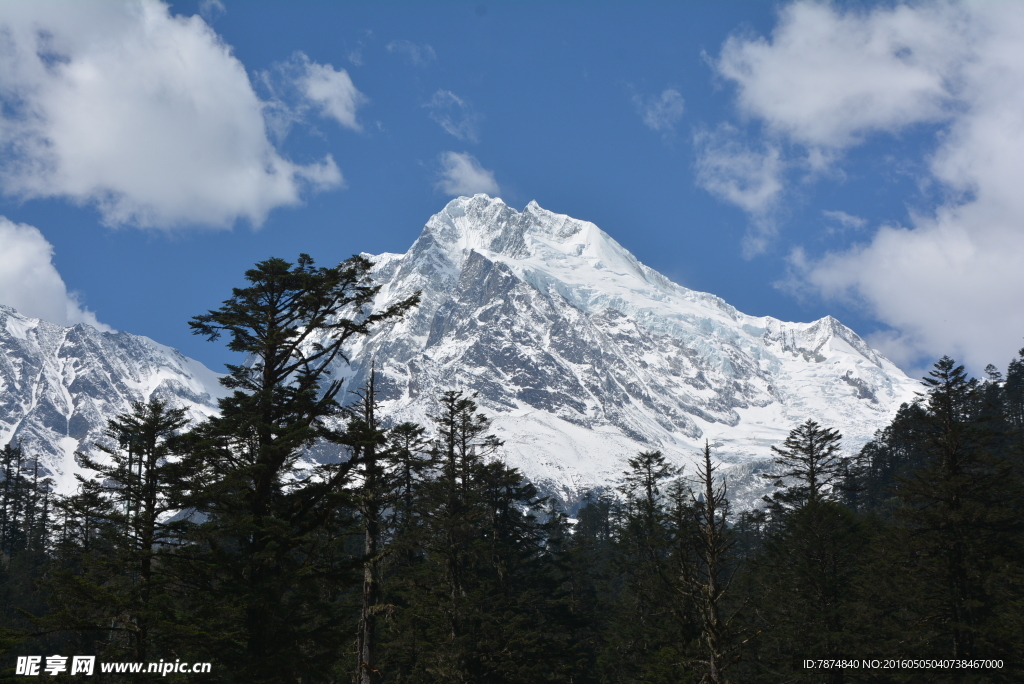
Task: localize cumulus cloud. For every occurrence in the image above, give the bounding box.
[387,39,436,66]
[714,2,965,149]
[694,125,783,256]
[257,52,368,143]
[0,217,110,330]
[0,0,343,229]
[294,55,367,131]
[436,152,500,197]
[634,88,685,134]
[822,210,866,236]
[425,90,481,142]
[714,1,1024,370]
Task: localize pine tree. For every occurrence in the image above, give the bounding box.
[601,451,691,684]
[0,442,53,659]
[761,420,844,516]
[35,400,188,666]
[743,422,869,683]
[1004,346,1024,450]
[0,442,52,557]
[892,357,1022,663]
[371,420,432,684]
[340,372,389,684]
[378,390,566,684]
[176,254,419,682]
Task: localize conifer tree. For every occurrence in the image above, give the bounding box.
[0,442,53,656]
[339,372,389,684]
[0,442,52,557]
[891,356,1022,662]
[602,451,690,683]
[744,422,869,683]
[379,390,564,684]
[683,442,737,684]
[761,420,844,516]
[370,420,432,684]
[1004,346,1024,449]
[35,400,188,665]
[176,254,419,682]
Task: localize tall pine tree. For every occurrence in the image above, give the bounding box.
[176,254,418,682]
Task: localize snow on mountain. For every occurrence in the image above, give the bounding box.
[331,195,921,508]
[0,195,920,508]
[0,305,224,492]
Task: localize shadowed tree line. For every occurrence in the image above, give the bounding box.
[0,255,1021,683]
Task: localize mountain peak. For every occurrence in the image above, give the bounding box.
[415,195,668,297]
[346,198,920,507]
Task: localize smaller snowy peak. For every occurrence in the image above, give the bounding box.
[0,304,224,493]
[758,315,885,368]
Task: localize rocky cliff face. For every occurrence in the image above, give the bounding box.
[327,195,920,507]
[0,305,223,491]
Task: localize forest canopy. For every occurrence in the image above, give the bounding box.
[0,256,1021,683]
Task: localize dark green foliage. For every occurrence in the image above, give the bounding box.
[851,401,931,517]
[40,399,190,664]
[682,442,739,684]
[885,358,1022,665]
[170,254,418,682]
[0,442,52,666]
[0,442,51,559]
[740,501,870,683]
[1003,347,1024,450]
[1,247,1022,684]
[762,420,844,516]
[374,390,573,684]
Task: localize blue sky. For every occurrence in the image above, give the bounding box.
[1,1,1022,379]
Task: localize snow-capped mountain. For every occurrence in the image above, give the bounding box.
[332,195,921,507]
[0,196,920,508]
[0,305,224,491]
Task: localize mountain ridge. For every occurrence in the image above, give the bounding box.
[0,195,920,507]
[329,195,920,506]
[0,304,224,491]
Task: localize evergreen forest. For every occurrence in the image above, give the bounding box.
[0,255,1022,683]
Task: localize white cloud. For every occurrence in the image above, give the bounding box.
[0,0,343,229]
[717,1,1024,371]
[694,125,783,256]
[198,0,225,23]
[436,152,499,197]
[295,54,367,131]
[822,210,866,230]
[425,90,481,142]
[387,39,436,66]
[715,2,965,149]
[822,210,866,235]
[635,88,685,134]
[0,217,110,330]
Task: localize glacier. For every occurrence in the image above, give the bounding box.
[324,195,922,508]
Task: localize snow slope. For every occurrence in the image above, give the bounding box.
[329,195,920,507]
[0,305,224,492]
[0,196,919,507]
